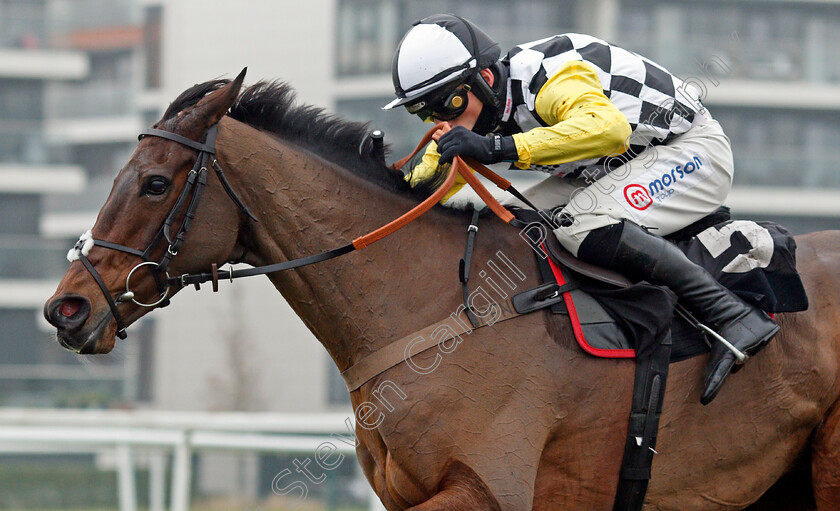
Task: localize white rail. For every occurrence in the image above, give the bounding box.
[0,408,385,511]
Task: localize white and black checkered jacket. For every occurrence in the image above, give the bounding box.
[501,33,704,176]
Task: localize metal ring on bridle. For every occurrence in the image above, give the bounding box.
[125,261,171,307]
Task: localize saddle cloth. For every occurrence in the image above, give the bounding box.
[514,208,809,361]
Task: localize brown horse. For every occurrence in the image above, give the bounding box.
[44,72,840,510]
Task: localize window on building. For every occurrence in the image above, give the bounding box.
[49,0,136,34]
[0,128,47,164]
[0,0,46,48]
[0,195,40,235]
[618,0,840,83]
[336,0,399,77]
[0,79,47,163]
[715,107,840,188]
[0,79,43,120]
[336,0,575,78]
[46,51,134,119]
[0,235,67,278]
[144,5,163,89]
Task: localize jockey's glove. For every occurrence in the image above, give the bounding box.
[408,160,449,193]
[437,126,518,165]
[406,157,468,204]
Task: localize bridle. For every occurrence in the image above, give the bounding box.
[68,125,257,339]
[68,122,537,339]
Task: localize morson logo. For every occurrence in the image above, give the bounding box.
[648,156,704,202]
[614,153,711,219]
[623,184,652,210]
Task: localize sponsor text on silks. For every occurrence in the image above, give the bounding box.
[612,153,713,223]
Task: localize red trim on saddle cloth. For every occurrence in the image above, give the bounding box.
[543,246,636,359]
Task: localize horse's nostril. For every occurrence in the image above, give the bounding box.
[46,295,91,331]
[59,299,83,318]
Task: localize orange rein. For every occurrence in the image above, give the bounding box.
[352,124,515,250]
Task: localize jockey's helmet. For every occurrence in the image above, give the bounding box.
[383,14,501,117]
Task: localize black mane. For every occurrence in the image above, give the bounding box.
[160,79,416,197]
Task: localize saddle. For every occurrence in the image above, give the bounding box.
[507,206,809,363]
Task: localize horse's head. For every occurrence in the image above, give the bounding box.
[44,69,249,354]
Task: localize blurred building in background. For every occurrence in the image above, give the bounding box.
[0,0,153,410]
[1,0,839,507]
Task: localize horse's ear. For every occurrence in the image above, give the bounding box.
[181,68,247,136]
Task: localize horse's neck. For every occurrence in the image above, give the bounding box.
[217,119,469,370]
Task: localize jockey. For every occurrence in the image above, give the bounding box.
[383,14,779,405]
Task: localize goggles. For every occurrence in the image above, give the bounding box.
[405,85,471,122]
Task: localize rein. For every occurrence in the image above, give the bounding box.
[178,126,536,288]
[68,123,536,338]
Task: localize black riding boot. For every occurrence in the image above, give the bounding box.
[575,221,779,405]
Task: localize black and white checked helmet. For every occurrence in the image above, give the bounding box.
[383,14,500,110]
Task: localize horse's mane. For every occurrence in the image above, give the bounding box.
[159,79,416,198]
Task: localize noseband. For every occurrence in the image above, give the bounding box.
[68,125,256,339]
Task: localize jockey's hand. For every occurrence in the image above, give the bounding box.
[407,160,450,193]
[405,159,469,204]
[436,126,518,165]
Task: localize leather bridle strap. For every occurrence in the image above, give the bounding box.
[390,123,538,216]
[175,243,357,286]
[93,238,172,302]
[212,158,258,222]
[77,253,130,339]
[170,124,466,287]
[139,126,258,224]
[170,129,532,286]
[140,128,216,153]
[169,162,461,286]
[351,158,460,249]
[459,206,482,328]
[68,124,251,338]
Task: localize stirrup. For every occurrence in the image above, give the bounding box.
[674,304,747,363]
[695,323,748,364]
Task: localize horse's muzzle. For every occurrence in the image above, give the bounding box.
[44,294,97,352]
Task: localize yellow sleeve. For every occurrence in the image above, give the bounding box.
[511,60,632,169]
[405,141,468,204]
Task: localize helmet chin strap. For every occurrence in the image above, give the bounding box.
[472,102,500,136]
[470,64,507,135]
[470,66,500,106]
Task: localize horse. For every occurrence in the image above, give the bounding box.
[43,70,840,510]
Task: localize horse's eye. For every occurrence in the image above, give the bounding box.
[145,176,169,196]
